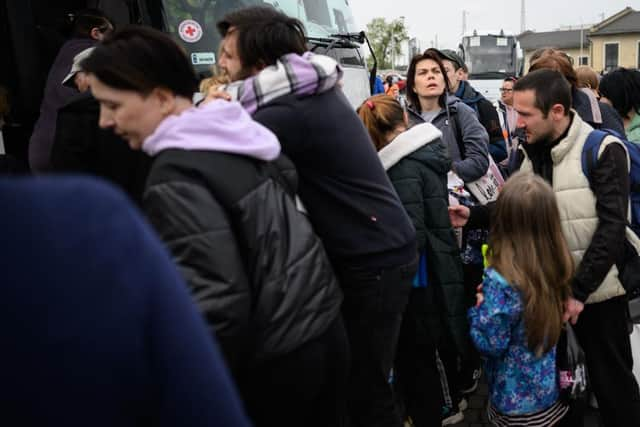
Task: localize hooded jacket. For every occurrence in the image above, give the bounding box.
[408,96,490,183]
[227,53,417,273]
[378,123,469,353]
[141,101,342,369]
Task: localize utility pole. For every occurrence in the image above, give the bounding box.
[462,10,468,36]
[520,0,526,33]
[435,34,439,49]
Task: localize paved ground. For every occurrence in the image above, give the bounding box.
[452,376,602,426]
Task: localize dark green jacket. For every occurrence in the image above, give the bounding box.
[378,123,469,353]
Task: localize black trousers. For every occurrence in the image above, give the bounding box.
[339,260,416,427]
[237,315,350,427]
[395,288,444,426]
[573,296,640,427]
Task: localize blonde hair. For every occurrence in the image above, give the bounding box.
[488,172,574,356]
[575,66,599,91]
[357,94,405,151]
[199,74,230,94]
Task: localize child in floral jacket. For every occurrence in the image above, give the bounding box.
[468,172,573,426]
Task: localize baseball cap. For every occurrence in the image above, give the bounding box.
[62,47,95,87]
[437,49,465,70]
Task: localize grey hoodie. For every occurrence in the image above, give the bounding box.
[408,96,489,183]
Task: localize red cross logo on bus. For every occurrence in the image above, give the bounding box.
[178,19,202,43]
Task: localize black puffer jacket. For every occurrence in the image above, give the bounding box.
[378,123,468,353]
[144,150,342,369]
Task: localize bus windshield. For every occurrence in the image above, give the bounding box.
[157,0,359,74]
[463,35,516,77]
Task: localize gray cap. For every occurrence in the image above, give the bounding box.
[62,47,95,87]
[438,49,465,70]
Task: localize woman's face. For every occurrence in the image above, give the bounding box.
[89,75,167,150]
[413,59,446,100]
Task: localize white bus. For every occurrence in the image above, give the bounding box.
[458,30,523,102]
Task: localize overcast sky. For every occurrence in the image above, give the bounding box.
[348,0,635,60]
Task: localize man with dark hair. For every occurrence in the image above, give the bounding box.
[495,77,519,165]
[450,69,640,426]
[438,49,507,163]
[216,6,417,427]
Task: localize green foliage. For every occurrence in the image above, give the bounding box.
[365,17,409,69]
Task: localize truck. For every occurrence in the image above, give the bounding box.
[1,0,371,168]
[457,30,523,103]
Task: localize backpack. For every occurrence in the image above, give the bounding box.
[581,129,640,298]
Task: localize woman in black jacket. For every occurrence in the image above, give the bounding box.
[359,95,469,426]
[82,27,346,427]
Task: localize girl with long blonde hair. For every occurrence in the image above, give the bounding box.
[469,171,574,426]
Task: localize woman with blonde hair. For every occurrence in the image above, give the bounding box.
[469,171,573,426]
[358,94,468,425]
[575,65,600,97]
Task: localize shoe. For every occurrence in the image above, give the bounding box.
[458,397,468,412]
[460,368,482,395]
[441,405,464,426]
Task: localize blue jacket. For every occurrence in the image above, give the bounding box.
[0,177,251,427]
[468,268,560,415]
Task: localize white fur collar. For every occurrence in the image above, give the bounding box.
[378,123,442,170]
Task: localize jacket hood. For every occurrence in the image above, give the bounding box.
[222,52,342,114]
[378,123,443,170]
[142,100,280,160]
[455,81,484,104]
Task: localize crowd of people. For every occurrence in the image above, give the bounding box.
[2,5,640,427]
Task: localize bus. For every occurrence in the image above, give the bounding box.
[458,30,523,102]
[1,0,370,167]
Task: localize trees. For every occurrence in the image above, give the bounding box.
[365,17,409,70]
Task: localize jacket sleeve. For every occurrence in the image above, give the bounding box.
[143,181,252,371]
[572,142,629,302]
[453,103,490,183]
[468,272,520,357]
[478,99,508,163]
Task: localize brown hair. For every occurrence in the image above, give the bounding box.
[406,48,451,112]
[357,95,405,151]
[528,48,578,87]
[575,66,599,91]
[488,172,574,356]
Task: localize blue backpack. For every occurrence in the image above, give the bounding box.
[581,129,640,238]
[582,129,640,298]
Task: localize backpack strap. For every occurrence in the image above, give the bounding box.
[581,129,609,186]
[451,113,466,160]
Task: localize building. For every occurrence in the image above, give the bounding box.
[518,28,590,71]
[589,7,640,72]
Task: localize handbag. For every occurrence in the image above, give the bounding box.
[557,324,588,404]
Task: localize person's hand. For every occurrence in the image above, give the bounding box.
[475,284,484,307]
[563,297,584,325]
[448,205,470,228]
[202,87,232,104]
